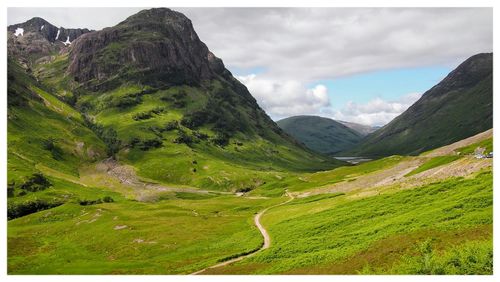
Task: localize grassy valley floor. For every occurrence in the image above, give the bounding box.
[7,129,493,274]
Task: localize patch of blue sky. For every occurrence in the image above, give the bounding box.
[312,66,451,110]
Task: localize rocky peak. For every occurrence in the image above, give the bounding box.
[7,17,92,63]
[8,17,91,43]
[68,8,227,90]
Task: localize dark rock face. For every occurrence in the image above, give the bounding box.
[8,17,91,43]
[68,8,225,89]
[7,17,91,63]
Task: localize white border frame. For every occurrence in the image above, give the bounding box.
[1,1,497,282]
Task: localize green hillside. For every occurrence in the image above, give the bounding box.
[7,9,343,198]
[277,116,364,155]
[7,8,493,276]
[347,53,493,157]
[9,128,492,274]
[200,134,493,274]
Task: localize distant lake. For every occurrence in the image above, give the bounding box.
[334,157,372,164]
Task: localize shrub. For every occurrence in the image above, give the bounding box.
[112,94,142,108]
[132,111,153,121]
[139,137,163,150]
[20,173,52,192]
[83,115,121,156]
[174,100,187,108]
[102,196,114,203]
[173,130,194,145]
[148,126,163,137]
[129,137,141,146]
[79,196,114,206]
[393,240,493,275]
[132,107,166,121]
[7,199,63,220]
[151,106,166,115]
[192,131,209,140]
[211,133,230,147]
[130,137,163,151]
[161,90,187,108]
[79,198,102,206]
[164,120,180,131]
[181,111,207,129]
[236,187,253,193]
[42,138,64,160]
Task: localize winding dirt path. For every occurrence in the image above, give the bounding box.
[191,192,294,275]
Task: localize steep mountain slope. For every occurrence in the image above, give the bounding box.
[8,8,343,195]
[337,120,378,136]
[7,58,106,192]
[348,53,493,157]
[277,116,364,155]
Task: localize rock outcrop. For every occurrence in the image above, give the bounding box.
[7,17,91,63]
[68,8,227,89]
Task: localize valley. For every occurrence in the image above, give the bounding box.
[6,7,493,275]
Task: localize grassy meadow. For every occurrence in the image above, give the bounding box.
[7,53,494,275]
[203,170,492,274]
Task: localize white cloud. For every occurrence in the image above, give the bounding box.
[181,8,492,82]
[327,93,422,126]
[8,8,492,125]
[236,74,330,119]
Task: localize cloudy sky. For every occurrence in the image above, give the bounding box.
[8,7,493,126]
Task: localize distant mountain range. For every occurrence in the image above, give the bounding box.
[337,120,380,136]
[277,116,376,155]
[278,53,492,158]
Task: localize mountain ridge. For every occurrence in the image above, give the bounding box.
[277,115,365,155]
[7,8,343,195]
[8,17,91,65]
[347,52,493,157]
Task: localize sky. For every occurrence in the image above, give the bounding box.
[8,7,493,126]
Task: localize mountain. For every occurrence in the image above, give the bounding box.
[7,8,343,196]
[277,116,364,155]
[8,17,91,65]
[67,9,226,90]
[337,120,379,136]
[347,53,493,157]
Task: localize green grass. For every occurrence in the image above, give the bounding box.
[405,155,461,177]
[8,62,106,183]
[381,239,492,274]
[456,138,493,155]
[8,185,282,274]
[13,53,345,198]
[213,170,492,274]
[7,46,493,276]
[254,155,406,196]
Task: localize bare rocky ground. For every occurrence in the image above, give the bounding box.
[299,129,493,199]
[90,158,230,201]
[425,129,492,157]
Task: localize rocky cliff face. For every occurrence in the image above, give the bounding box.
[7,17,91,64]
[68,8,227,89]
